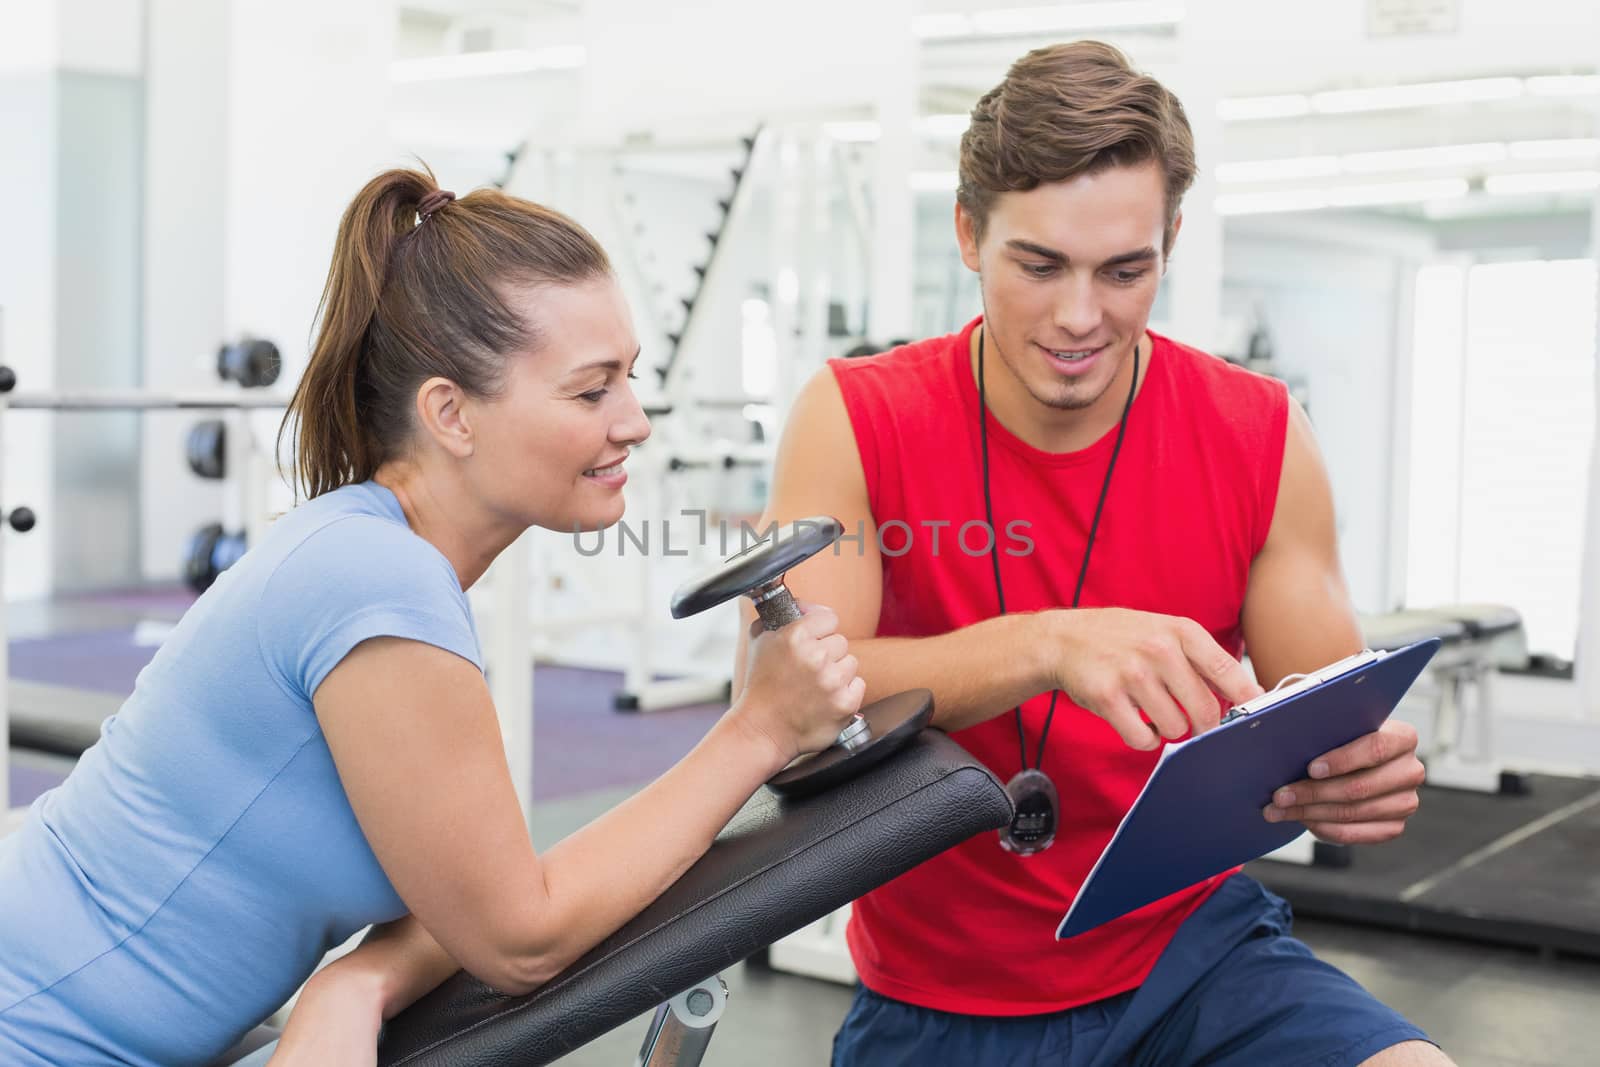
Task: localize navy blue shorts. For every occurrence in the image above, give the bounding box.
[831,874,1431,1067]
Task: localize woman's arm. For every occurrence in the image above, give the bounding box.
[311,606,861,997]
[267,917,457,1065]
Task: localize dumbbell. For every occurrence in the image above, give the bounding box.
[186,419,227,479]
[670,515,933,798]
[217,338,281,389]
[5,506,35,533]
[183,522,247,593]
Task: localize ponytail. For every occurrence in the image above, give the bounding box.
[280,164,611,499]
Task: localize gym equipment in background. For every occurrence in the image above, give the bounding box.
[186,419,227,480]
[216,337,281,389]
[0,362,287,824]
[183,523,247,594]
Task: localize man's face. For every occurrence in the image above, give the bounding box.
[957,160,1175,417]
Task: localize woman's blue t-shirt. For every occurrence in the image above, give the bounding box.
[0,482,482,1066]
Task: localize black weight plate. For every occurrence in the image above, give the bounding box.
[669,515,842,619]
[767,688,935,798]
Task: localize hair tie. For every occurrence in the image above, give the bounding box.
[418,189,456,219]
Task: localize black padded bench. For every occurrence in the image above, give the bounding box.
[6,680,119,756]
[1359,603,1528,795]
[372,729,1011,1065]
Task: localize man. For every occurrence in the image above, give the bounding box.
[735,41,1448,1067]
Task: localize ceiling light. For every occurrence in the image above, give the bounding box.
[1215,189,1331,216]
[822,121,882,143]
[390,45,585,82]
[918,113,971,139]
[1311,77,1522,113]
[1483,170,1600,195]
[1215,156,1340,183]
[911,13,973,38]
[969,2,1184,37]
[1217,94,1310,121]
[1525,74,1600,97]
[1508,138,1600,161]
[910,170,958,192]
[1323,178,1470,206]
[1340,142,1507,173]
[820,116,971,143]
[1217,178,1469,216]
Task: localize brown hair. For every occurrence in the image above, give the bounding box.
[281,165,611,498]
[957,41,1196,253]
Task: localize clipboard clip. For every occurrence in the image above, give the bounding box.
[1220,672,1308,725]
[1218,649,1384,726]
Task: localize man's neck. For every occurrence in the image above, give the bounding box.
[969,326,1152,454]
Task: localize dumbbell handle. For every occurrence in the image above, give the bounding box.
[750,580,871,751]
[751,581,803,630]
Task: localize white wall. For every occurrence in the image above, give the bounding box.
[54,0,142,76]
[222,0,396,519]
[1,0,143,599]
[52,69,144,591]
[1223,220,1433,613]
[136,0,399,575]
[0,72,59,601]
[577,0,915,140]
[139,0,229,580]
[1168,0,1599,96]
[1580,80,1600,719]
[224,0,396,376]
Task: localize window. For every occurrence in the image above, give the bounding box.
[1406,258,1598,658]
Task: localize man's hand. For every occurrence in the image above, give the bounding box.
[1049,608,1265,750]
[1263,720,1426,844]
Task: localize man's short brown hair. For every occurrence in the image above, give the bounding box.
[957,40,1196,254]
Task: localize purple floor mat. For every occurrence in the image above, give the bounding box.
[64,585,199,618]
[8,762,64,809]
[11,629,162,695]
[8,631,728,803]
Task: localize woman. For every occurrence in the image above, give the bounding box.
[0,168,865,1066]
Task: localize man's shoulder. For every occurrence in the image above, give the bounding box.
[828,330,964,385]
[1152,332,1289,408]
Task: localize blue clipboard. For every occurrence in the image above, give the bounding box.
[1057,638,1441,940]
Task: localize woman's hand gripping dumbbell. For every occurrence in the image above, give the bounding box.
[734,601,866,768]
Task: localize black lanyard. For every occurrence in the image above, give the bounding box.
[977,327,1141,775]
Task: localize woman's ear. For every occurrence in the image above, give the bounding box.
[415,377,475,459]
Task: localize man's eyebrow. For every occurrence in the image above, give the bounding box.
[1004,239,1158,268]
[1102,246,1159,267]
[1006,239,1066,262]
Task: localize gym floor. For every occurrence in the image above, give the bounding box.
[7,592,1600,1064]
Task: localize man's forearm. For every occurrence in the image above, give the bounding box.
[851,612,1059,733]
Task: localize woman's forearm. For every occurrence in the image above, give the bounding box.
[512,710,787,988]
[357,917,461,1020]
[268,917,458,1064]
[296,915,458,1022]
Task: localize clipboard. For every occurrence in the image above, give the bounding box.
[1056,637,1441,940]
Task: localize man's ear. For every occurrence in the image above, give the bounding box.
[955,201,983,273]
[1163,210,1184,272]
[415,376,474,459]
